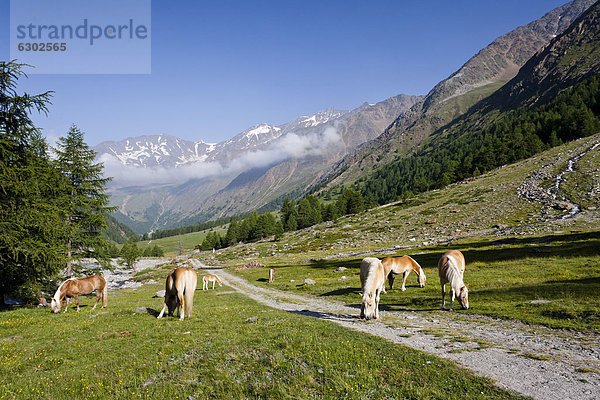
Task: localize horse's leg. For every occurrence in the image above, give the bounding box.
[388,274,395,291]
[91,290,99,311]
[440,284,446,310]
[212,281,215,290]
[401,271,409,291]
[449,289,455,312]
[374,289,381,319]
[63,297,70,313]
[157,302,167,319]
[177,291,185,321]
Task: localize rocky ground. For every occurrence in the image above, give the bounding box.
[101,258,166,290]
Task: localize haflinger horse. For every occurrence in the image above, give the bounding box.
[158,267,198,321]
[359,257,386,320]
[381,255,426,293]
[51,275,107,313]
[438,250,469,311]
[202,274,222,290]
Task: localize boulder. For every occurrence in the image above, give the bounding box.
[304,278,317,285]
[554,201,574,211]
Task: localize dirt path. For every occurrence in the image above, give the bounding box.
[192,260,600,400]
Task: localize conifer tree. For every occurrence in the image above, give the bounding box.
[54,124,114,276]
[150,244,164,257]
[120,237,141,271]
[224,220,240,246]
[0,61,67,304]
[280,198,298,231]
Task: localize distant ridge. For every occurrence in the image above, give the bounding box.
[318,0,596,190]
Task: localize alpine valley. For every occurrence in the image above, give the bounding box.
[94,0,598,235]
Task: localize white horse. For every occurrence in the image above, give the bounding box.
[359,257,385,320]
[438,250,469,310]
[158,268,198,320]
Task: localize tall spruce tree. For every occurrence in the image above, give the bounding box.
[54,125,114,276]
[0,61,67,304]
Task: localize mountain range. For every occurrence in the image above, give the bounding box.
[94,0,598,234]
[96,95,421,233]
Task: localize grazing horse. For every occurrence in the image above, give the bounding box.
[359,257,385,320]
[158,268,198,320]
[51,275,107,314]
[381,256,426,293]
[268,268,275,283]
[202,274,222,290]
[438,250,469,311]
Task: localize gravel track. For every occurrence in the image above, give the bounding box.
[191,260,600,400]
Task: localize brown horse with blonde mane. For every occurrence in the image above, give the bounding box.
[438,250,469,311]
[51,275,107,313]
[381,256,426,293]
[158,267,198,320]
[202,274,222,290]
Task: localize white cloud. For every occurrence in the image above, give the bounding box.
[101,126,342,187]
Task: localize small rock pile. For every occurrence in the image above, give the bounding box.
[235,261,265,270]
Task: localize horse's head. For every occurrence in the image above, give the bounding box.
[458,285,469,309]
[50,297,61,314]
[165,294,179,316]
[360,292,377,320]
[417,268,426,288]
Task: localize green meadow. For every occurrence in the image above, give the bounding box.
[0,281,524,400]
[228,231,600,333]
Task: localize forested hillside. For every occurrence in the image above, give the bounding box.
[350,2,600,205]
[319,0,595,190]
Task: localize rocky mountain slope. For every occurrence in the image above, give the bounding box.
[319,0,596,190]
[97,94,421,233]
[495,0,600,107]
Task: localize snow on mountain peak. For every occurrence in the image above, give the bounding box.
[243,124,281,140]
[299,108,347,128]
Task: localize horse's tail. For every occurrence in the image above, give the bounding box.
[184,271,198,318]
[216,275,222,286]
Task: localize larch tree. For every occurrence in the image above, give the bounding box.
[0,61,67,304]
[54,124,115,277]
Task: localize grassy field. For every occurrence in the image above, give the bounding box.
[0,281,524,399]
[227,231,600,332]
[137,227,228,255]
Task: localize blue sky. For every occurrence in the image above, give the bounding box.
[2,0,569,146]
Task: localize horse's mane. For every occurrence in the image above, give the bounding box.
[53,278,76,300]
[362,260,381,297]
[408,256,424,275]
[442,255,464,288]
